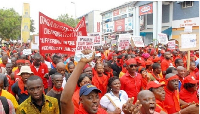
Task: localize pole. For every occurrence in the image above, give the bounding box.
[187,50,190,70]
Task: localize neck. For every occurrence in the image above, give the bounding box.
[167,86,174,92]
[33,97,43,106]
[112,90,119,97]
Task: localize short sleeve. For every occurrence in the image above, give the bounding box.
[100,95,110,109]
[121,90,128,101]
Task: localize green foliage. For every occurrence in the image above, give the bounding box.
[0,8,35,40]
[56,14,79,28]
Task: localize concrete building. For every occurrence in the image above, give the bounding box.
[78,10,102,33]
[100,1,199,45]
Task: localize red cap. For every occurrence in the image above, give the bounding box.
[126,58,137,66]
[190,54,195,57]
[153,56,161,63]
[12,50,17,53]
[183,75,199,84]
[145,61,153,66]
[147,81,165,90]
[161,50,165,54]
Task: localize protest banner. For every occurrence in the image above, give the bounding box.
[39,12,87,55]
[132,36,144,47]
[76,36,94,52]
[167,40,176,49]
[111,40,117,46]
[118,34,131,51]
[158,33,168,44]
[88,32,102,46]
[23,49,32,55]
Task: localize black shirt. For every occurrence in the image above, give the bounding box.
[111,63,122,77]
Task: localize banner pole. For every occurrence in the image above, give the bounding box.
[187,50,190,70]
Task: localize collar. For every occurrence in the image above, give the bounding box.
[125,72,137,78]
[110,90,122,96]
[28,94,50,105]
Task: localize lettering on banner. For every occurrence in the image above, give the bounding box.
[76,36,94,52]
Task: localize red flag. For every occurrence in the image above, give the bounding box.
[39,12,87,55]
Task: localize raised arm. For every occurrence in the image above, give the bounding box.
[60,50,94,114]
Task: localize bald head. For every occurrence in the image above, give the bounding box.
[137,90,154,100]
[177,66,185,71]
[56,62,65,69]
[165,73,176,79]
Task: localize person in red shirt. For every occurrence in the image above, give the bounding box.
[160,50,165,62]
[153,56,161,64]
[147,81,167,114]
[30,53,49,94]
[161,52,173,76]
[14,59,25,82]
[180,75,199,104]
[0,56,8,68]
[60,50,141,114]
[174,58,184,68]
[120,58,142,103]
[138,67,150,90]
[151,63,164,83]
[5,63,15,93]
[189,62,198,79]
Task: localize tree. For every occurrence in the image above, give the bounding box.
[56,14,79,28]
[0,8,36,40]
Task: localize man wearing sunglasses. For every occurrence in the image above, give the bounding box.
[120,58,142,103]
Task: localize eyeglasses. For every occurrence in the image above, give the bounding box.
[129,64,137,68]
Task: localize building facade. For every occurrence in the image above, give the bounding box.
[78,10,102,33]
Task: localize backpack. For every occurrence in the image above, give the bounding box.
[0,96,9,114]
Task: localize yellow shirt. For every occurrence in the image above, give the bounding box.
[16,95,59,114]
[1,89,19,109]
[119,72,125,78]
[12,67,18,72]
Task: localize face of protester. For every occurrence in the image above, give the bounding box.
[2,58,8,65]
[84,67,93,77]
[177,68,185,78]
[80,91,99,114]
[173,51,178,57]
[53,75,63,89]
[141,70,147,78]
[127,64,137,74]
[177,59,184,67]
[168,79,179,91]
[103,63,110,72]
[187,83,198,92]
[190,62,196,71]
[140,92,156,114]
[6,64,13,74]
[155,66,162,74]
[21,73,31,83]
[17,62,25,70]
[113,56,117,63]
[70,56,74,62]
[13,53,19,59]
[79,77,92,87]
[11,58,17,67]
[57,66,66,76]
[27,79,44,100]
[68,64,75,73]
[152,86,165,101]
[110,79,121,93]
[33,56,41,66]
[165,52,171,60]
[95,64,104,75]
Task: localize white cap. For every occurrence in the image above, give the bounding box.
[17,66,33,75]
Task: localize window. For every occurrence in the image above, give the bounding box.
[182,1,193,8]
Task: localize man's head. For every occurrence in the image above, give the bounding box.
[11,57,17,67]
[175,59,184,67]
[2,56,8,65]
[165,73,179,91]
[79,84,101,114]
[190,61,196,71]
[147,81,165,101]
[183,75,198,92]
[164,52,171,60]
[104,61,112,72]
[6,63,13,75]
[52,73,63,89]
[17,66,33,83]
[126,58,137,74]
[94,63,104,75]
[33,53,41,66]
[20,54,26,59]
[68,62,75,73]
[152,63,161,74]
[52,55,61,64]
[83,66,93,77]
[166,67,178,74]
[27,76,44,100]
[70,55,75,62]
[172,50,178,57]
[137,90,156,114]
[16,59,25,70]
[112,56,117,63]
[177,66,185,79]
[56,62,66,76]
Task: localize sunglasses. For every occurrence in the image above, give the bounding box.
[129,64,137,68]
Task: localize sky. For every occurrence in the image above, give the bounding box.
[0,0,133,34]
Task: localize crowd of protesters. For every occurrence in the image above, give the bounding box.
[0,41,199,114]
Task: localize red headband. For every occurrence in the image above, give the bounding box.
[165,75,179,85]
[16,59,25,64]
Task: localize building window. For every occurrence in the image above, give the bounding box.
[182,1,193,8]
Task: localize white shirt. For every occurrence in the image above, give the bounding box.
[100,90,128,114]
[44,61,52,69]
[62,76,66,88]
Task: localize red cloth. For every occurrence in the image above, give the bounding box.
[163,87,180,114]
[14,69,21,82]
[30,63,49,89]
[74,104,107,114]
[52,86,63,92]
[120,72,142,103]
[72,88,80,109]
[160,56,165,62]
[18,79,28,95]
[155,100,168,113]
[180,88,199,103]
[141,77,148,90]
[161,59,173,72]
[6,75,15,93]
[153,56,161,63]
[104,69,113,78]
[0,63,6,68]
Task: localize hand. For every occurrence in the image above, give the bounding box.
[179,104,199,114]
[122,97,142,114]
[113,107,121,114]
[79,50,95,63]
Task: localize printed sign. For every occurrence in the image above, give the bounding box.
[184,26,192,33]
[181,34,196,49]
[88,32,102,46]
[23,49,32,55]
[168,40,176,49]
[132,36,144,47]
[39,12,87,55]
[113,9,120,16]
[114,19,125,32]
[139,3,153,16]
[76,36,94,52]
[158,33,168,44]
[118,34,131,51]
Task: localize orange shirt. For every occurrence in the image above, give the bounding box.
[74,104,107,114]
[0,63,6,68]
[155,100,168,113]
[72,88,80,109]
[180,88,199,103]
[161,59,173,72]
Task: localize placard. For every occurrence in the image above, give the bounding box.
[132,36,144,47]
[158,33,168,44]
[76,36,94,53]
[88,32,102,46]
[118,34,131,51]
[23,49,32,55]
[180,34,197,49]
[168,40,176,49]
[184,26,192,33]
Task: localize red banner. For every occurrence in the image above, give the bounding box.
[39,12,87,55]
[139,3,153,16]
[114,19,125,32]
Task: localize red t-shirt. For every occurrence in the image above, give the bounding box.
[120,72,142,103]
[155,100,168,113]
[161,59,173,72]
[30,63,49,89]
[14,69,21,82]
[74,104,107,114]
[180,88,199,103]
[0,63,6,68]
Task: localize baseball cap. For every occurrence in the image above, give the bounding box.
[79,84,101,97]
[147,81,165,90]
[183,75,199,84]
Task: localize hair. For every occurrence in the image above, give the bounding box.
[166,67,176,74]
[77,73,92,87]
[95,63,103,69]
[27,75,42,83]
[140,68,146,74]
[52,72,62,80]
[68,62,75,69]
[104,61,112,68]
[117,55,123,59]
[107,76,120,93]
[53,54,61,60]
[175,59,182,65]
[33,53,41,59]
[183,83,196,90]
[148,88,153,92]
[2,56,8,61]
[124,54,129,59]
[152,63,161,70]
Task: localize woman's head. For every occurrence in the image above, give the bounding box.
[77,73,92,87]
[183,83,198,92]
[107,76,121,93]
